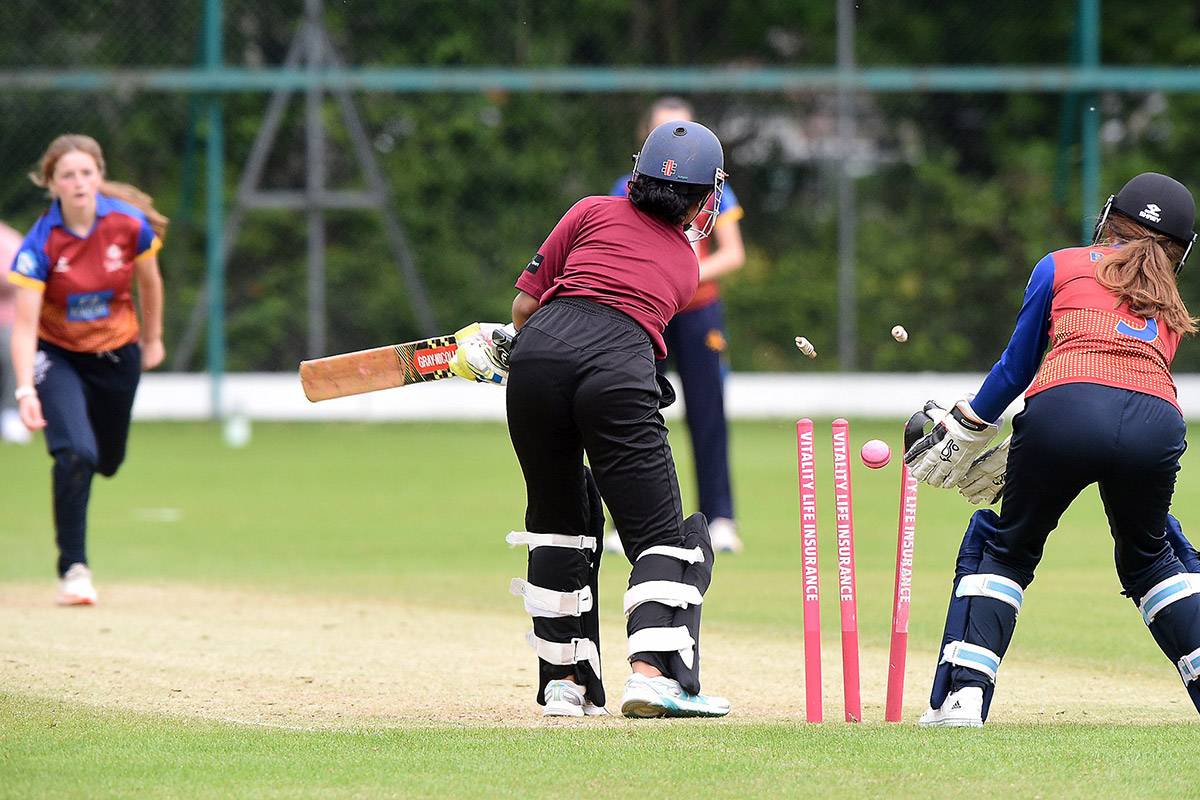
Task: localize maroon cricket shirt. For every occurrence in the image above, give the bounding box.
[514,196,698,359]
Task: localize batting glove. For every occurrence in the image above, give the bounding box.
[957,435,1010,505]
[902,397,1001,489]
[449,322,516,385]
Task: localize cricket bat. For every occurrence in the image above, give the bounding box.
[299,335,459,402]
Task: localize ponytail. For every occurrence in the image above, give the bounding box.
[1096,213,1197,335]
[101,180,169,240]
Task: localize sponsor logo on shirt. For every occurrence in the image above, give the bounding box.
[15,250,36,276]
[67,290,114,322]
[54,257,71,273]
[525,253,544,274]
[103,243,125,272]
[1139,203,1162,224]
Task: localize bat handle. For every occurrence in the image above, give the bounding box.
[492,326,518,369]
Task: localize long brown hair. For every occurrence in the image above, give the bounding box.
[1095,212,1196,335]
[30,134,169,240]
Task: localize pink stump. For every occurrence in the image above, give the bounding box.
[830,419,861,722]
[886,455,920,722]
[796,419,822,723]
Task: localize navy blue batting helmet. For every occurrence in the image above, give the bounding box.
[632,120,726,239]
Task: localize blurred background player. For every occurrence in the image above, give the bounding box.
[7,134,167,606]
[455,120,731,719]
[904,172,1200,725]
[0,221,29,443]
[606,97,746,555]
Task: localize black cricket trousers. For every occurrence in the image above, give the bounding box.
[506,297,686,560]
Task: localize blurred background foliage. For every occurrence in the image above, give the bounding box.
[3,1,1200,371]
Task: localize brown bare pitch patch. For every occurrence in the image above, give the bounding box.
[0,583,1189,729]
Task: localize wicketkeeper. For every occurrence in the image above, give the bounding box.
[904,172,1200,726]
[452,120,731,718]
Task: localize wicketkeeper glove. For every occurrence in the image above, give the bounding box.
[448,322,517,385]
[902,397,1001,489]
[956,435,1010,505]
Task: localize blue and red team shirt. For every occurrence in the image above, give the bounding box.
[971,245,1181,422]
[6,193,161,353]
[515,195,698,359]
[610,174,743,312]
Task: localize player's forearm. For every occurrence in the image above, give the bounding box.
[135,259,164,343]
[697,247,745,282]
[11,288,42,388]
[512,291,540,330]
[696,221,745,282]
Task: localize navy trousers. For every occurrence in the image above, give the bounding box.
[954,382,1188,688]
[657,300,734,522]
[36,339,141,576]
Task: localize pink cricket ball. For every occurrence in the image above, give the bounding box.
[860,439,892,469]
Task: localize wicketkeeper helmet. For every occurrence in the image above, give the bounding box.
[1093,172,1198,274]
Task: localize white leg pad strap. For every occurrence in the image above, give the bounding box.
[623,581,704,617]
[506,531,597,552]
[956,573,1025,614]
[627,625,696,669]
[1139,573,1200,625]
[526,631,602,677]
[940,640,1001,683]
[636,545,705,564]
[1179,647,1200,684]
[510,578,593,618]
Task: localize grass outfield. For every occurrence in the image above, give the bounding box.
[2,420,1199,797]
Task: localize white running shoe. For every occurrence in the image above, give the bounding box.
[620,673,731,718]
[603,531,624,555]
[542,679,608,718]
[918,686,984,728]
[56,563,97,606]
[709,517,743,554]
[1,408,31,444]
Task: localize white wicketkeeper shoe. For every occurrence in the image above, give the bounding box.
[918,686,984,728]
[56,563,97,606]
[542,679,608,718]
[709,517,743,554]
[620,673,731,718]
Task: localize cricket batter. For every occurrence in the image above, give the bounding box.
[451,121,731,718]
[904,172,1200,725]
[608,97,746,554]
[7,134,167,606]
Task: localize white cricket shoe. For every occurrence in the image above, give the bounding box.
[709,517,743,554]
[56,563,97,606]
[918,686,984,728]
[542,679,608,718]
[620,673,731,718]
[603,531,624,555]
[1,408,31,444]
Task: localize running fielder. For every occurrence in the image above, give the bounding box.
[904,172,1200,725]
